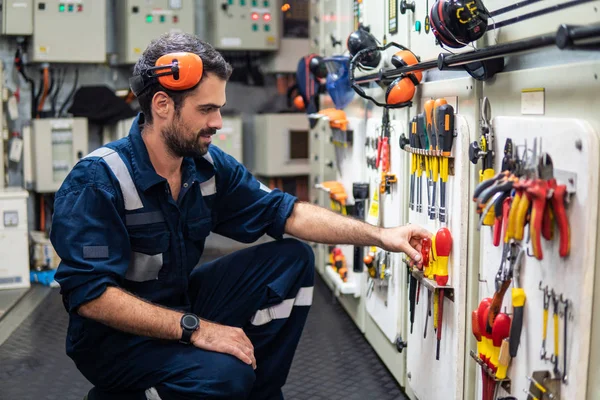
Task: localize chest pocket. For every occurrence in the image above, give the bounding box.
[186,216,212,245]
[127,224,170,282]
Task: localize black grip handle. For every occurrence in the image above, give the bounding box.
[437,104,455,153]
[409,274,417,334]
[417,113,427,150]
[509,305,524,358]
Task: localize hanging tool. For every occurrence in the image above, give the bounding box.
[523,389,541,400]
[496,338,510,380]
[528,153,552,260]
[540,284,550,361]
[477,298,493,400]
[409,117,418,211]
[542,153,571,257]
[490,313,511,399]
[424,99,438,220]
[434,228,451,360]
[409,271,417,334]
[469,97,495,225]
[437,104,455,224]
[417,113,429,214]
[527,375,556,399]
[560,295,569,383]
[378,108,397,195]
[486,244,515,334]
[353,183,370,272]
[509,247,526,358]
[550,290,560,377]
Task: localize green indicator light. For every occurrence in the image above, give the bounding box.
[146,14,153,23]
[68,4,74,12]
[264,24,270,31]
[415,20,422,32]
[59,4,65,12]
[240,0,246,5]
[252,23,258,31]
[160,15,166,22]
[264,0,269,6]
[252,0,257,5]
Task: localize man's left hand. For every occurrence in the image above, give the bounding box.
[379,225,433,267]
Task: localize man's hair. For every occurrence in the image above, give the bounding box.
[132,32,233,124]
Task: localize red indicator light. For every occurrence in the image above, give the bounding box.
[263,13,271,21]
[251,12,259,20]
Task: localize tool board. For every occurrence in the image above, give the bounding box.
[404,78,477,400]
[475,61,600,400]
[473,116,599,400]
[481,0,600,45]
[363,115,410,344]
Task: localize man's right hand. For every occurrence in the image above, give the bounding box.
[191,320,257,370]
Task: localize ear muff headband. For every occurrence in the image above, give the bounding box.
[129,52,204,97]
[385,50,422,106]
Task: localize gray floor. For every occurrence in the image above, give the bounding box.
[0,234,408,400]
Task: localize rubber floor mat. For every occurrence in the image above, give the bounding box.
[0,267,407,399]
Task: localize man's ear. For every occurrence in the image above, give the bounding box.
[152,91,172,120]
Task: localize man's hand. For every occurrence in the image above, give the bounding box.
[379,225,432,267]
[192,320,257,370]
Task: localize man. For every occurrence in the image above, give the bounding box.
[51,32,429,400]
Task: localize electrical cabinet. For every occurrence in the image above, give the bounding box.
[0,189,30,290]
[215,115,244,163]
[1,0,34,35]
[206,0,280,51]
[251,113,309,177]
[32,0,106,63]
[114,0,195,65]
[31,118,88,193]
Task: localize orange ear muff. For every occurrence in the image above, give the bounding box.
[155,52,204,91]
[385,77,416,105]
[391,50,423,83]
[293,95,306,111]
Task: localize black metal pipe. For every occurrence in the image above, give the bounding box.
[489,0,545,17]
[556,23,600,49]
[489,0,597,30]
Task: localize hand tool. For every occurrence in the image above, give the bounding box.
[540,284,550,360]
[496,338,510,379]
[352,183,370,272]
[523,389,540,400]
[409,117,418,211]
[527,375,555,399]
[409,272,417,333]
[550,290,560,376]
[424,99,438,220]
[509,247,526,358]
[420,236,431,272]
[477,300,493,400]
[427,232,437,280]
[437,104,455,224]
[364,248,377,279]
[469,97,496,225]
[434,228,451,360]
[486,244,513,334]
[560,295,569,383]
[417,113,429,214]
[542,203,554,241]
[472,309,489,399]
[424,289,432,339]
[432,99,447,222]
[493,196,512,247]
[436,288,444,360]
[542,153,571,257]
[490,313,511,373]
[434,228,452,286]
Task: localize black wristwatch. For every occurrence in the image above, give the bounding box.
[180,313,200,344]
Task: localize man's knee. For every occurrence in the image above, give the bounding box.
[158,354,255,400]
[278,238,315,273]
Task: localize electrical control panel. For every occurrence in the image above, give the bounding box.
[31,118,88,193]
[206,0,280,51]
[1,0,34,35]
[251,113,309,177]
[215,115,244,163]
[114,0,195,65]
[32,0,107,63]
[0,189,30,290]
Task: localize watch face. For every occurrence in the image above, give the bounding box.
[182,314,199,330]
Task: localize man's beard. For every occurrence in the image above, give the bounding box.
[161,120,216,158]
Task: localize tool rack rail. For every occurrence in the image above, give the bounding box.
[403,260,455,302]
[469,350,512,394]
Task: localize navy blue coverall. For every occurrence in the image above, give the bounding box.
[51,113,315,400]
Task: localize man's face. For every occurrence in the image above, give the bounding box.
[161,73,227,158]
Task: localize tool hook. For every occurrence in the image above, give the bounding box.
[477,273,487,283]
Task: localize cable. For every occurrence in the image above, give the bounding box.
[51,68,66,117]
[13,45,37,119]
[489,0,596,30]
[59,68,79,117]
[36,66,50,118]
[489,0,546,17]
